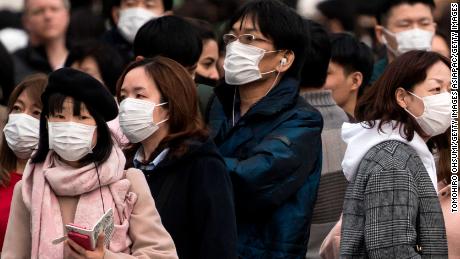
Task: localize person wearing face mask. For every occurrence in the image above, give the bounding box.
[0,74,47,252]
[337,51,449,258]
[206,0,323,258]
[102,0,173,66]
[371,0,436,84]
[187,18,220,87]
[117,57,237,259]
[1,68,178,259]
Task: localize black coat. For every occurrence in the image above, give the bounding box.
[138,138,238,259]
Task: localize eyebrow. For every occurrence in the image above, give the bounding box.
[429,78,444,83]
[13,99,26,107]
[231,26,258,33]
[121,85,146,92]
[202,57,216,62]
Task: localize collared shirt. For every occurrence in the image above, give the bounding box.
[133,147,169,172]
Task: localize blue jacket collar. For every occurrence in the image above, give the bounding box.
[214,77,300,119]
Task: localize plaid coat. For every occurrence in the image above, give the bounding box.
[340,140,448,258]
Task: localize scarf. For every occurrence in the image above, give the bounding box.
[22,144,137,258]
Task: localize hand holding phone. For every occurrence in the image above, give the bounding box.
[67,229,93,251]
[66,233,106,258]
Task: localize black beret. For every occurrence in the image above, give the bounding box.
[42,68,118,121]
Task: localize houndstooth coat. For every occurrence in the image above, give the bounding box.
[340,140,448,258]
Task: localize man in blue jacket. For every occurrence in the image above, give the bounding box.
[206,0,323,258]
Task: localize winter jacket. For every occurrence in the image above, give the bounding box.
[207,77,323,259]
[340,121,448,258]
[135,138,238,259]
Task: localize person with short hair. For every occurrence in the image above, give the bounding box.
[371,0,436,83]
[299,20,348,259]
[0,74,47,252]
[1,68,178,258]
[323,33,373,119]
[116,57,237,259]
[207,0,323,257]
[340,50,449,257]
[13,0,70,83]
[133,15,202,76]
[102,0,173,65]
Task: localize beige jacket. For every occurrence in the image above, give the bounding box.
[1,169,178,259]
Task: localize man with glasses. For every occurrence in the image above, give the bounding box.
[371,0,436,83]
[206,0,323,258]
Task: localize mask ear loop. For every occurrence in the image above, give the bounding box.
[403,90,424,118]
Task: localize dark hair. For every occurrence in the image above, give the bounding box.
[376,0,435,26]
[116,57,208,165]
[0,41,15,105]
[64,40,124,95]
[355,50,450,141]
[226,0,310,80]
[0,74,47,187]
[186,17,216,41]
[317,0,356,32]
[66,7,106,46]
[431,130,451,184]
[31,94,114,165]
[330,33,374,97]
[300,19,331,88]
[103,0,173,25]
[134,16,203,69]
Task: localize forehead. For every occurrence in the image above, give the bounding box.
[426,61,450,79]
[26,0,65,9]
[231,14,261,34]
[123,67,149,85]
[386,3,433,22]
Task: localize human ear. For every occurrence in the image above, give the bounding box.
[277,50,295,73]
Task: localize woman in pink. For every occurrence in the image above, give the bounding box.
[435,131,460,258]
[2,68,178,259]
[0,74,47,251]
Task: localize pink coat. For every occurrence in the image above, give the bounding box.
[438,182,460,258]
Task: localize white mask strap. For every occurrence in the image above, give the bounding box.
[156,118,168,125]
[155,102,168,107]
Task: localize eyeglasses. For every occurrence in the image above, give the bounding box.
[222,34,269,45]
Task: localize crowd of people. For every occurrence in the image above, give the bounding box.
[0,0,457,258]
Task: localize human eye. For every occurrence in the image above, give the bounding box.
[11,105,22,113]
[240,34,256,44]
[223,34,237,44]
[33,110,41,116]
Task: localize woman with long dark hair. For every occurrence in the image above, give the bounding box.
[2,68,178,258]
[0,74,47,251]
[340,51,449,257]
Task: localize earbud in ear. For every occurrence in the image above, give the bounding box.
[280,58,287,66]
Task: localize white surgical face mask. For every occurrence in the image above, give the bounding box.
[3,113,40,159]
[117,7,159,43]
[382,28,434,56]
[118,98,168,143]
[48,121,97,162]
[405,91,451,137]
[224,41,279,85]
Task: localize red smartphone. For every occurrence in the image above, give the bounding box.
[67,231,93,251]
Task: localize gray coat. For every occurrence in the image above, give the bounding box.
[340,140,448,258]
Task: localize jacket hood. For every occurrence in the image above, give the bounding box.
[341,120,438,192]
